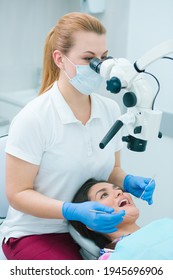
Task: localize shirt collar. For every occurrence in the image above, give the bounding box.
[90,93,103,120]
[51,81,102,124]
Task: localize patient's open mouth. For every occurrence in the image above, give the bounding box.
[118,198,130,207]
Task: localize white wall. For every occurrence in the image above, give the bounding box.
[0,0,74,92]
[127,0,173,114]
[122,0,173,226]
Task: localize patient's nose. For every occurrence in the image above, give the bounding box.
[114,189,123,198]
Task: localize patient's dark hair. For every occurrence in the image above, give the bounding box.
[70,178,111,248]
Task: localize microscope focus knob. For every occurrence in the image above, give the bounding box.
[123,91,137,107]
[106,77,121,93]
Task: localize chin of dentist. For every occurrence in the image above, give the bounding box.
[64,56,103,95]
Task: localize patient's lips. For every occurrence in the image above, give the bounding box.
[118,198,130,207]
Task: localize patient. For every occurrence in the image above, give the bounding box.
[70,178,173,260]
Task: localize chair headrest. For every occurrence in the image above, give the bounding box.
[68,223,100,259]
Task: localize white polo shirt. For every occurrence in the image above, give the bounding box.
[1,81,123,241]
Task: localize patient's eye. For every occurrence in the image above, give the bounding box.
[100,192,108,199]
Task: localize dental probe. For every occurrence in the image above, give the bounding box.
[89,209,129,216]
[140,175,156,199]
[89,209,108,214]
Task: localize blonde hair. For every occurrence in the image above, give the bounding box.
[39,12,106,94]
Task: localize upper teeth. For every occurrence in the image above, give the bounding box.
[118,199,129,207]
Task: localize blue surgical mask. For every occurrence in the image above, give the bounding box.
[64,56,103,95]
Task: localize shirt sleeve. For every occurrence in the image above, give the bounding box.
[5,107,45,165]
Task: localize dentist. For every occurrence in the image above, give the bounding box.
[1,12,155,260]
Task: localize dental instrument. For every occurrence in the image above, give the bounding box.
[89,209,110,214]
[140,175,156,199]
[89,209,134,219]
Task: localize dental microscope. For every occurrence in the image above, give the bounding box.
[89,40,173,152]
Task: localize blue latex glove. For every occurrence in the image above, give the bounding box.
[62,201,125,233]
[123,175,155,205]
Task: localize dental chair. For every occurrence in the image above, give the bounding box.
[0,135,8,259]
[68,223,100,260]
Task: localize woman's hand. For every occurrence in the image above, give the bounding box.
[62,201,125,233]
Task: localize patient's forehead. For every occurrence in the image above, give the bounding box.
[88,182,121,199]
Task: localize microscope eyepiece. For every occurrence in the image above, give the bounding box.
[89,57,102,73]
[90,56,113,73]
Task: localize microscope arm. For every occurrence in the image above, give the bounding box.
[135,39,173,71]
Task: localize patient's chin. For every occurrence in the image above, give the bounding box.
[124,208,140,221]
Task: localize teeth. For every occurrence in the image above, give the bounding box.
[118,198,129,207]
